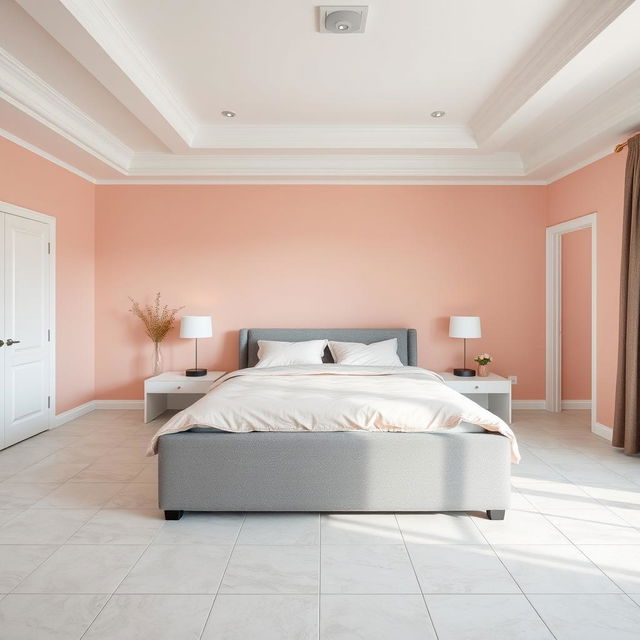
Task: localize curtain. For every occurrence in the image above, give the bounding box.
[613,134,640,454]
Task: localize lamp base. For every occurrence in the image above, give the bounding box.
[185,368,207,377]
[453,368,476,377]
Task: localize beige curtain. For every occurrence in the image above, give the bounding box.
[614,134,640,454]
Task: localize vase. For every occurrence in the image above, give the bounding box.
[152,342,163,376]
[478,364,489,377]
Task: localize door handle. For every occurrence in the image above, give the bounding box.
[6,339,20,346]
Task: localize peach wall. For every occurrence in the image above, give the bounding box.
[548,152,627,427]
[561,228,591,400]
[94,185,547,401]
[0,137,95,413]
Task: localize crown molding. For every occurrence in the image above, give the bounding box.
[59,0,197,145]
[471,0,634,144]
[522,68,640,175]
[96,178,547,186]
[129,151,525,178]
[0,127,96,183]
[192,125,478,150]
[0,47,132,171]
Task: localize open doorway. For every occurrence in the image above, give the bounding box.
[546,213,597,433]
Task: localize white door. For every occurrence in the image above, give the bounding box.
[2,213,51,448]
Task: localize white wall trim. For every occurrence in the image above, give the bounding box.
[0,47,133,172]
[471,0,634,143]
[593,422,613,442]
[512,400,547,410]
[545,213,597,434]
[54,401,96,427]
[561,400,592,410]
[93,400,144,410]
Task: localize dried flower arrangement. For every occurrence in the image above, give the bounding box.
[129,292,184,343]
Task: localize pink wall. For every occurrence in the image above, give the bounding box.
[94,185,547,401]
[561,228,591,400]
[0,137,95,413]
[548,152,627,427]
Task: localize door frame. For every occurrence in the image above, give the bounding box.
[545,213,597,431]
[0,199,56,428]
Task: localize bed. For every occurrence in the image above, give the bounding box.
[156,328,513,520]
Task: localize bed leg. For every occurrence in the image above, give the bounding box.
[164,510,184,521]
[486,509,505,520]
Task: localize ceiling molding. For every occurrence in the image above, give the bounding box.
[522,68,640,174]
[59,0,197,145]
[0,47,132,171]
[129,151,524,178]
[96,178,547,186]
[544,146,614,185]
[0,127,96,183]
[192,125,478,150]
[471,0,634,144]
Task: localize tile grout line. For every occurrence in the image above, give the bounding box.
[196,512,247,640]
[394,513,440,640]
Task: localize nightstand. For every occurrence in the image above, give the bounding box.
[144,371,225,423]
[439,372,512,424]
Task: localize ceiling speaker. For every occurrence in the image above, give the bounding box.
[319,6,368,33]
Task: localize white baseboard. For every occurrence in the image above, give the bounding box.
[54,401,96,428]
[512,400,546,410]
[93,400,144,410]
[562,400,592,410]
[54,399,143,427]
[593,422,613,442]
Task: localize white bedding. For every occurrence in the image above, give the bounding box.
[148,365,520,462]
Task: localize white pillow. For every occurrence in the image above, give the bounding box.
[328,338,403,366]
[255,339,328,368]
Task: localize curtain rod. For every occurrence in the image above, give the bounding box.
[615,132,640,153]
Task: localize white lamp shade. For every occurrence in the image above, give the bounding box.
[449,316,481,339]
[180,316,212,339]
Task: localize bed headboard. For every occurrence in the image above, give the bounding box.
[239,328,417,368]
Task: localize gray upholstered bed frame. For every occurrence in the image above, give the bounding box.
[158,328,511,521]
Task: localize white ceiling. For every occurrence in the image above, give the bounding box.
[1,0,639,183]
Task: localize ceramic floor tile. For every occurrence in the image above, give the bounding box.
[546,508,640,545]
[153,512,243,545]
[0,509,22,526]
[396,513,488,545]
[6,461,89,484]
[579,545,640,593]
[0,545,57,592]
[0,594,107,640]
[221,545,319,594]
[69,509,165,544]
[321,544,419,594]
[529,594,640,640]
[15,544,144,594]
[0,509,95,544]
[83,594,213,640]
[69,462,146,483]
[104,483,157,509]
[320,594,436,640]
[32,482,127,508]
[425,594,554,640]
[202,594,318,640]
[408,544,519,594]
[236,513,318,545]
[321,514,403,545]
[0,483,58,509]
[495,544,620,594]
[473,510,570,545]
[118,544,232,594]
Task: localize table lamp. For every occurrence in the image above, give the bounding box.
[180,316,212,377]
[449,316,481,377]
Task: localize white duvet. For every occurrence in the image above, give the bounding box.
[148,365,520,462]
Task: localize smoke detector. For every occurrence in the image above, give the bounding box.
[319,6,368,33]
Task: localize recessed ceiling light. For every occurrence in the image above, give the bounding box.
[430,110,446,118]
[221,110,236,118]
[320,6,368,34]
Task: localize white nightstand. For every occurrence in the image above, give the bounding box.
[144,371,225,423]
[439,372,512,424]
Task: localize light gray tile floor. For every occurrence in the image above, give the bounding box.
[0,409,638,639]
